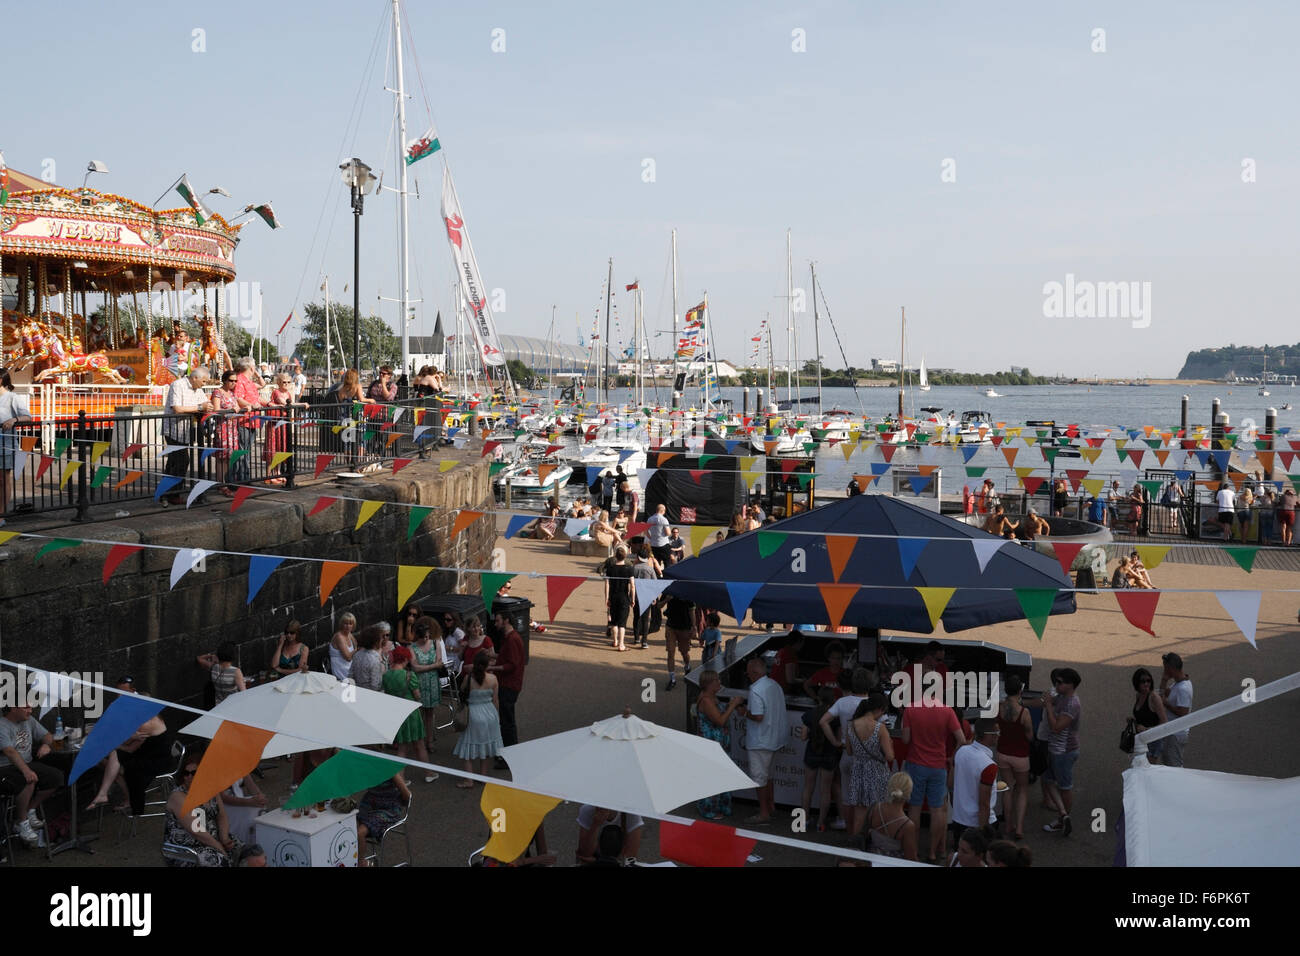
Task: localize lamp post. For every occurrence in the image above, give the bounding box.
[339,158,376,372]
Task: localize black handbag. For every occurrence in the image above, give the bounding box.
[648,602,663,634]
[1120,717,1137,754]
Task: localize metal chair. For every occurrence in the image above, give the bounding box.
[363,793,412,867]
[468,844,486,866]
[0,794,16,864]
[119,740,187,840]
[160,841,201,866]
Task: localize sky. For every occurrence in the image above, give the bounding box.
[6,0,1298,378]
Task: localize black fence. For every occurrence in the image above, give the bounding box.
[2,400,446,521]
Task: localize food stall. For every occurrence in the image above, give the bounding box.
[684,627,1033,807]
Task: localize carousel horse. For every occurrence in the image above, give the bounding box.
[1,312,128,384]
[198,312,231,370]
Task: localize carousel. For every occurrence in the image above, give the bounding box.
[0,166,242,418]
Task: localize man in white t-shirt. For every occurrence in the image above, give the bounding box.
[1215,486,1236,541]
[1160,652,1193,767]
[742,657,789,826]
[951,718,999,838]
[292,368,307,400]
[646,503,672,565]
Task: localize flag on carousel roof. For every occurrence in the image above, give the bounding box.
[405,126,441,166]
[175,174,211,225]
[0,151,8,206]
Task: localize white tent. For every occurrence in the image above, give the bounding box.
[1123,671,1300,866]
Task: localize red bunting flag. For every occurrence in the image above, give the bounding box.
[319,561,357,605]
[391,458,414,474]
[314,454,335,479]
[1022,477,1045,496]
[34,455,55,481]
[102,544,144,584]
[659,819,756,868]
[1049,542,1085,577]
[546,575,586,622]
[230,486,257,512]
[688,469,707,484]
[123,442,144,458]
[481,441,502,458]
[880,444,898,463]
[308,496,337,517]
[1114,590,1160,636]
[1065,469,1089,492]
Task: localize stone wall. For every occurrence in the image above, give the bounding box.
[0,451,495,706]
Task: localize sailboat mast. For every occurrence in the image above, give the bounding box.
[633,284,643,408]
[701,292,711,411]
[765,314,774,399]
[786,229,793,404]
[323,276,332,385]
[392,0,411,382]
[671,229,679,410]
[603,257,613,406]
[811,261,822,416]
[547,304,556,406]
[898,306,905,419]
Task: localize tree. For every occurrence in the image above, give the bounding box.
[293,302,401,374]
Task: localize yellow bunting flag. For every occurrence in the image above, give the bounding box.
[439,460,458,473]
[742,469,763,487]
[1081,478,1105,497]
[355,500,384,530]
[1079,447,1103,464]
[58,460,83,488]
[690,525,722,555]
[0,531,18,545]
[480,784,561,864]
[1014,466,1035,481]
[1005,427,1022,439]
[841,441,855,462]
[818,583,860,630]
[451,509,484,538]
[397,565,434,612]
[739,456,759,471]
[1022,434,1037,447]
[916,587,956,630]
[183,722,275,817]
[1135,545,1170,569]
[268,452,292,471]
[1114,438,1127,452]
[90,441,111,461]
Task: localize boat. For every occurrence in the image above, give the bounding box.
[1281,402,1292,411]
[497,456,573,495]
[918,357,931,391]
[983,387,1001,398]
[956,410,994,444]
[1259,353,1270,396]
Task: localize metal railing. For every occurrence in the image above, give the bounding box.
[2,400,444,521]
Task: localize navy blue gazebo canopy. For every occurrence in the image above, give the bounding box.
[663,493,1076,633]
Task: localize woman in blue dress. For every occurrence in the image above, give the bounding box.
[695,669,744,819]
[453,650,502,789]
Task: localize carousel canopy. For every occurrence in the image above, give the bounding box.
[1,174,241,292]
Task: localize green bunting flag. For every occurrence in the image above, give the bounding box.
[757,531,788,559]
[285,750,404,810]
[1225,547,1258,573]
[480,572,517,609]
[35,539,81,562]
[1014,588,1057,640]
[407,506,433,540]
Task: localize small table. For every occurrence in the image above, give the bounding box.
[255,806,358,867]
[44,745,97,857]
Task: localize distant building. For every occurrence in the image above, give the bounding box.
[1010,365,1027,375]
[872,358,899,373]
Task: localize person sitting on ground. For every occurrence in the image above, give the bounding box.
[668,526,686,562]
[238,843,268,867]
[1110,556,1132,589]
[591,509,622,552]
[576,805,643,865]
[197,641,246,705]
[1128,551,1155,589]
[536,500,561,540]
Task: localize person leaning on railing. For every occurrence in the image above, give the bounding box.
[232,358,265,488]
[162,367,211,506]
[0,367,34,521]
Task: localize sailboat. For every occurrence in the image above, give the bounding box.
[918,356,930,391]
[1259,353,1270,397]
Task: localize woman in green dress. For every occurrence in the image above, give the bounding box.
[409,616,445,780]
[383,646,432,779]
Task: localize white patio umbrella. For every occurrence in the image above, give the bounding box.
[181,672,419,758]
[500,711,756,815]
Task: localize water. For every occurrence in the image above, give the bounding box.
[507,383,1296,511]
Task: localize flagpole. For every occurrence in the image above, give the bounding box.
[392,0,412,384]
[671,229,679,412]
[323,277,333,385]
[151,174,184,209]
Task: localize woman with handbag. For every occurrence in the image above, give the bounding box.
[453,650,502,789]
[1130,668,1167,762]
[843,693,893,837]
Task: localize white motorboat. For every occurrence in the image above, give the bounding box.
[983,387,1001,398]
[498,457,573,495]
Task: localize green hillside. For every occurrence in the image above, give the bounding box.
[1178,342,1299,380]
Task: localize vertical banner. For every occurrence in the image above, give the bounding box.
[441,168,507,368]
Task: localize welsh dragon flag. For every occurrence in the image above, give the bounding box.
[0,151,8,206]
[405,126,441,166]
[175,174,210,225]
[245,202,281,229]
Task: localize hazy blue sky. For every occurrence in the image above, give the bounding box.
[7,1,1297,377]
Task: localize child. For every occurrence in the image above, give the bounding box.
[701,611,723,664]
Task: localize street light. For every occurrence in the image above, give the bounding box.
[339,158,377,372]
[80,160,108,204]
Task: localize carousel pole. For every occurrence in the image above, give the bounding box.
[38,260,48,325]
[146,263,153,385]
[0,248,5,364]
[64,266,73,344]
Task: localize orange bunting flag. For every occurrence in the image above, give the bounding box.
[1002,447,1019,468]
[113,470,144,489]
[451,509,484,538]
[818,583,859,630]
[319,561,358,606]
[538,463,556,486]
[1114,590,1160,637]
[386,432,403,447]
[658,452,680,466]
[182,721,275,817]
[546,575,586,622]
[826,534,856,583]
